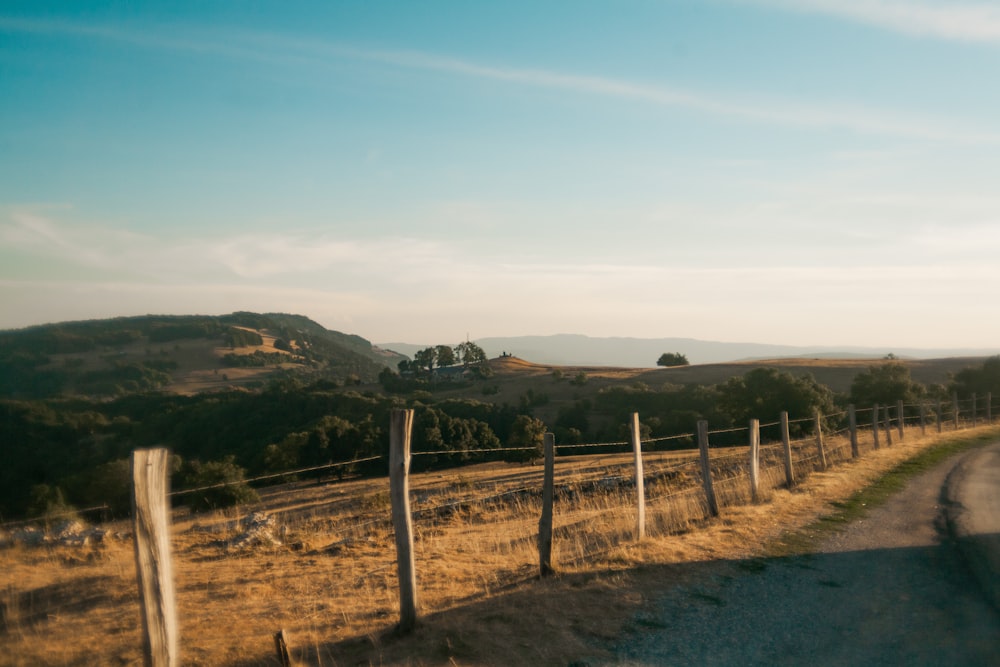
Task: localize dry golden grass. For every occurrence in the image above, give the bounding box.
[2,423,997,666]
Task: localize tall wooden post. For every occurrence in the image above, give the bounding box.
[389,409,417,633]
[629,413,646,541]
[538,432,555,576]
[696,421,719,517]
[131,448,179,667]
[953,393,960,430]
[919,402,927,436]
[988,392,993,424]
[848,405,859,458]
[972,393,978,428]
[883,405,893,447]
[936,398,943,434]
[780,412,795,487]
[872,404,881,450]
[896,400,905,440]
[749,419,761,502]
[814,410,827,471]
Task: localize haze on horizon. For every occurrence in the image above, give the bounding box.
[2,1,999,350]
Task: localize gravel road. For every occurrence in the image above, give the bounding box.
[606,447,1000,666]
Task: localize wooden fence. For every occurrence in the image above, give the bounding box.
[120,394,993,661]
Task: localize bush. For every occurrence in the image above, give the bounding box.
[175,456,258,512]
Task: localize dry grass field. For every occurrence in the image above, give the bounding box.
[4,419,996,666]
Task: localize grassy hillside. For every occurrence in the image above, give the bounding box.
[0,312,405,399]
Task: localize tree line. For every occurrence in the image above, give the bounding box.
[2,356,999,522]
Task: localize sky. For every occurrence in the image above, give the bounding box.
[2,1,1000,349]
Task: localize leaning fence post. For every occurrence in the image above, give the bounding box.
[883,405,893,447]
[896,400,905,440]
[988,392,993,424]
[131,448,179,667]
[780,412,795,487]
[629,413,646,541]
[848,405,859,458]
[872,404,881,450]
[936,398,943,434]
[538,432,555,576]
[749,419,761,502]
[920,402,927,436]
[953,393,960,430]
[696,420,720,517]
[389,408,417,633]
[972,393,978,428]
[814,410,827,471]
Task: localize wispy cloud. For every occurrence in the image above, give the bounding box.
[747,0,1000,43]
[2,15,995,144]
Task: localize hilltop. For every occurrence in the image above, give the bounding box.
[0,312,405,399]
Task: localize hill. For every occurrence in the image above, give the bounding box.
[0,312,405,398]
[381,334,1000,367]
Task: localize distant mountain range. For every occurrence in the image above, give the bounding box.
[379,334,1000,367]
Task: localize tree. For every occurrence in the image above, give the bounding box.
[718,367,834,431]
[849,362,925,407]
[657,352,690,367]
[505,415,546,462]
[413,347,436,374]
[951,356,1000,398]
[455,341,491,378]
[435,345,456,368]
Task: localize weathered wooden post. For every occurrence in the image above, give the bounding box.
[696,420,719,517]
[848,405,859,459]
[883,405,893,447]
[389,408,417,633]
[780,412,795,487]
[814,409,827,471]
[972,393,978,428]
[629,413,646,541]
[988,392,993,424]
[896,400,905,440]
[953,393,960,430]
[749,419,761,502]
[919,402,927,436]
[131,448,179,667]
[872,404,881,450]
[538,432,555,576]
[936,398,943,434]
[274,629,292,667]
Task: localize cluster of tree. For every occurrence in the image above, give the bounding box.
[397,342,490,375]
[656,352,690,367]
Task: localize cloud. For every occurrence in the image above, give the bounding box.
[3,16,996,144]
[747,0,1000,43]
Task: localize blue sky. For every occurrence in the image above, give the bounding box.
[3,1,1000,348]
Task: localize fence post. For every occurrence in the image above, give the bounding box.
[988,392,993,424]
[696,420,720,517]
[389,408,417,633]
[920,402,927,436]
[131,448,179,667]
[538,432,555,576]
[936,398,943,434]
[883,405,893,447]
[780,412,795,487]
[872,404,881,450]
[629,413,646,541]
[848,405,859,458]
[972,393,978,428]
[814,410,827,471]
[953,393,960,430]
[749,419,761,502]
[896,400,905,440]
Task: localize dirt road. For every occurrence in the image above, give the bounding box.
[608,446,1000,666]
